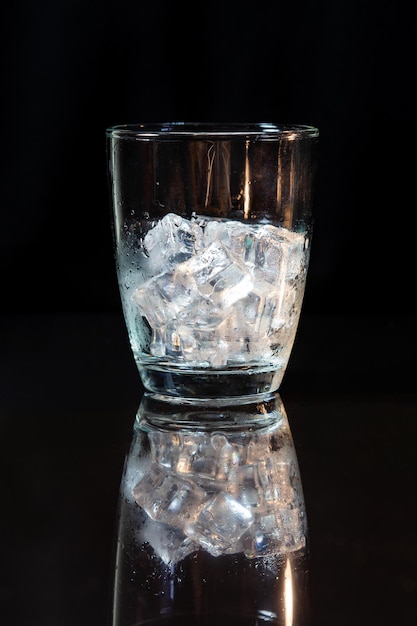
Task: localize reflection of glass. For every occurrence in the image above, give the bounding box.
[106,123,319,399]
[112,393,311,626]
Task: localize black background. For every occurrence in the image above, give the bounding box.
[1,2,416,626]
[1,0,416,317]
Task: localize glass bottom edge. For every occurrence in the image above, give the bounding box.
[138,364,285,399]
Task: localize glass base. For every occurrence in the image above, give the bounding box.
[137,364,285,399]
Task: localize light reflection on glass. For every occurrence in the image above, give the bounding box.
[244,139,251,219]
[284,556,294,626]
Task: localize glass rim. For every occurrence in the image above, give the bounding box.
[105,121,319,140]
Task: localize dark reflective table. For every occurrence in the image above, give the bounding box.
[1,313,416,626]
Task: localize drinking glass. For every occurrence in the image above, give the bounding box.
[106,122,319,399]
[106,122,319,625]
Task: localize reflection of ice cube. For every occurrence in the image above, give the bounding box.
[121,443,151,502]
[256,459,296,506]
[228,464,260,509]
[190,433,243,482]
[186,492,253,557]
[242,504,306,558]
[132,465,207,526]
[141,518,199,566]
[176,433,206,474]
[242,511,281,557]
[149,431,182,470]
[130,415,308,560]
[278,506,306,550]
[132,463,164,508]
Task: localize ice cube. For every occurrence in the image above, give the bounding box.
[242,504,306,558]
[278,506,307,551]
[179,240,252,306]
[176,433,207,474]
[132,269,198,329]
[130,214,308,369]
[256,459,297,506]
[148,431,182,470]
[141,518,199,566]
[190,433,243,482]
[185,492,253,557]
[171,324,224,367]
[227,463,261,509]
[255,225,306,286]
[142,213,202,274]
[132,464,207,526]
[242,511,281,557]
[210,263,253,310]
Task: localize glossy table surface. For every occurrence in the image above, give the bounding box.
[1,313,416,626]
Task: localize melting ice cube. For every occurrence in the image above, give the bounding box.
[142,213,202,274]
[130,213,307,366]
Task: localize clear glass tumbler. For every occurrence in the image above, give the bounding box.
[106,123,319,399]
